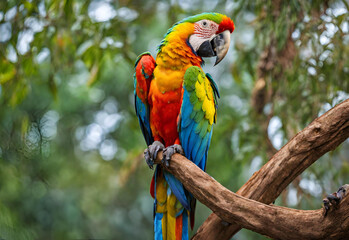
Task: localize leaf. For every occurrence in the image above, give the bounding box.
[21,115,29,139]
[49,74,58,99]
[231,63,242,84]
[64,0,73,20]
[9,81,29,107]
[0,62,16,84]
[87,62,99,87]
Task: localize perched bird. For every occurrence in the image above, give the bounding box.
[134,12,234,240]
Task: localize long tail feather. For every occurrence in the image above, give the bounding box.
[152,167,190,240]
[181,210,189,240]
[163,171,190,210]
[175,214,183,239]
[155,213,164,240]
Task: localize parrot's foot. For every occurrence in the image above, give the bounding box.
[162,144,184,167]
[323,184,348,216]
[144,141,164,169]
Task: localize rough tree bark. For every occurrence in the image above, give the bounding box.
[154,153,349,239]
[152,99,349,239]
[191,99,349,239]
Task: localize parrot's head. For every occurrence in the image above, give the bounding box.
[160,13,235,66]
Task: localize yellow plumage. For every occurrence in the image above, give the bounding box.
[153,67,184,92]
[194,74,215,125]
[167,193,180,240]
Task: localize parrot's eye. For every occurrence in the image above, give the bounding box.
[201,21,208,27]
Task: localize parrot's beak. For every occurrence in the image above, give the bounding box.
[212,30,230,65]
[196,30,231,66]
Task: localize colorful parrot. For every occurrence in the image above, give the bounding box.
[134,13,234,240]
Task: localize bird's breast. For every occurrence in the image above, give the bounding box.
[149,75,183,146]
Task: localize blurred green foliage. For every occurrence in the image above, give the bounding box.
[0,0,348,239]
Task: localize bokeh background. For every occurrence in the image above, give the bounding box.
[0,0,348,239]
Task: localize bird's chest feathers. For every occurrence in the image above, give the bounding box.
[149,82,183,145]
[149,79,183,115]
[153,67,185,93]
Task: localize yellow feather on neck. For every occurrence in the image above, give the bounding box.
[154,22,201,93]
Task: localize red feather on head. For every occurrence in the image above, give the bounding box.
[217,16,235,34]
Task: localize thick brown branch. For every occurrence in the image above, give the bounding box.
[192,99,349,239]
[149,99,349,239]
[154,150,349,239]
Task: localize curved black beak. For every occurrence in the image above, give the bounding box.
[196,30,231,66]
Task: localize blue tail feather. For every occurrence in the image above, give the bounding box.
[154,213,163,240]
[182,210,189,240]
[163,171,190,210]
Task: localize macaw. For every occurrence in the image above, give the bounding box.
[134,13,234,240]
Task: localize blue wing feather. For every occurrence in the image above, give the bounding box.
[179,66,218,171]
[134,91,153,146]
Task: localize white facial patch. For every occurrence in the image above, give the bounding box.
[188,34,207,52]
[188,20,218,52]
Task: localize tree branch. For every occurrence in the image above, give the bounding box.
[153,99,349,239]
[193,99,349,239]
[192,99,349,239]
[155,147,349,239]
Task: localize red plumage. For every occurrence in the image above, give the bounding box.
[217,16,235,34]
[135,54,156,103]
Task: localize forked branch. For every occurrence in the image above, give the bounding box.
[193,99,349,239]
[151,99,349,239]
[154,152,349,239]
